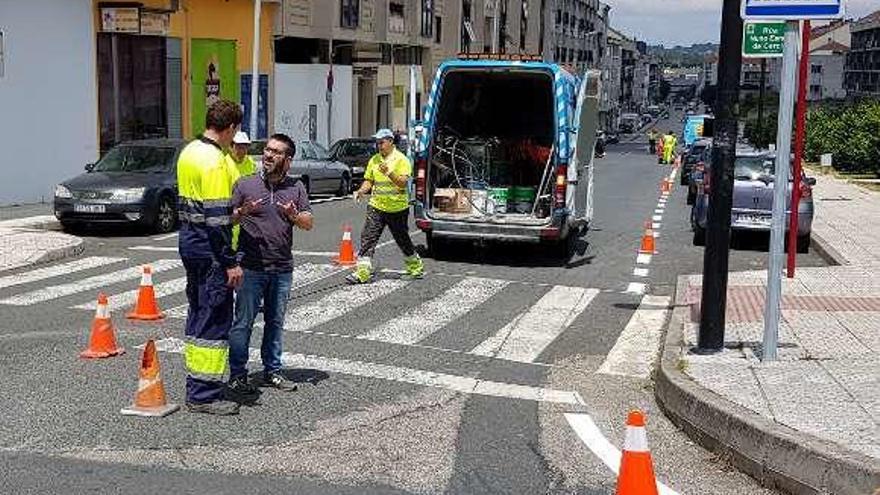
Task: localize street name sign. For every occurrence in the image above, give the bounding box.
[741,0,845,20]
[743,22,786,57]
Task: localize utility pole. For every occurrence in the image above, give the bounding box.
[697,0,744,352]
[787,20,810,278]
[328,37,334,148]
[249,0,261,140]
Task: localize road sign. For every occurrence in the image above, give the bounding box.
[743,21,786,57]
[742,0,845,20]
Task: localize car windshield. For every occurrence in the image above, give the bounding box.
[346,141,376,156]
[735,156,774,180]
[312,142,330,161]
[248,141,266,155]
[94,146,175,172]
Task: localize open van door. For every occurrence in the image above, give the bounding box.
[569,70,601,227]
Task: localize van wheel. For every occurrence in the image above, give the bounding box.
[686,189,696,205]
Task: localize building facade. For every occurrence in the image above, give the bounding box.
[845,10,880,98]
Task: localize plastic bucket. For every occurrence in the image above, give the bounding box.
[510,187,537,214]
[487,187,509,214]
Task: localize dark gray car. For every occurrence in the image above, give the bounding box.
[53,139,185,233]
[249,140,350,196]
[691,151,816,252]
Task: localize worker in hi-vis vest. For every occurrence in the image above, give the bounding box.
[176,100,244,416]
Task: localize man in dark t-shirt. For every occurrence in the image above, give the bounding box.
[227,133,313,400]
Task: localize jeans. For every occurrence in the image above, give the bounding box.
[228,269,293,379]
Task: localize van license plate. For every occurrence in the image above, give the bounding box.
[74,204,105,214]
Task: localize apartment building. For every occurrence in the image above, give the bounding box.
[845,10,880,98]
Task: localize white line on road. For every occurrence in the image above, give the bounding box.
[471,286,597,363]
[0,256,126,290]
[152,337,586,405]
[283,279,408,332]
[633,268,649,277]
[73,276,188,311]
[362,277,509,345]
[654,208,664,214]
[624,282,646,295]
[0,259,182,306]
[596,294,670,379]
[652,214,663,222]
[292,250,338,257]
[636,253,652,265]
[652,222,661,229]
[152,232,178,241]
[310,196,350,204]
[564,413,680,495]
[129,246,177,252]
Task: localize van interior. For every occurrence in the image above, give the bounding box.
[427,69,557,220]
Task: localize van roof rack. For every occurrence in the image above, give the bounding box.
[456,53,544,62]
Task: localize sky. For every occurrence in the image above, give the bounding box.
[609,0,878,46]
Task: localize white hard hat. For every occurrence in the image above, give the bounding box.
[233,131,251,144]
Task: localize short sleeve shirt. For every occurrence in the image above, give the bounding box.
[364,148,412,213]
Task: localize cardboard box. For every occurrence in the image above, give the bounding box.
[434,188,472,214]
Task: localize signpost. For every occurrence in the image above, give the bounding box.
[741,0,845,361]
[743,21,786,57]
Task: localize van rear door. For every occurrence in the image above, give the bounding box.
[569,70,601,224]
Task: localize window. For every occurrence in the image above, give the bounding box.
[341,0,359,29]
[389,2,405,34]
[811,64,823,74]
[556,9,561,26]
[435,16,442,43]
[498,0,508,54]
[520,0,528,50]
[461,0,473,52]
[421,0,434,38]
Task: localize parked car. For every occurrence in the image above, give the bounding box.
[691,151,815,252]
[54,139,186,233]
[329,137,375,188]
[682,138,712,188]
[249,140,351,196]
[604,131,620,144]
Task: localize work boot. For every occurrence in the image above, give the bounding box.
[345,258,374,284]
[261,371,298,392]
[226,375,261,404]
[402,254,425,280]
[186,400,240,416]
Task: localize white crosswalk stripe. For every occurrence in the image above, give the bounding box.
[470,286,598,363]
[596,295,671,379]
[0,256,126,290]
[284,279,408,332]
[361,277,509,345]
[73,276,188,311]
[0,259,182,306]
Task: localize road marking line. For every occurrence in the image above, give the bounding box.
[283,279,408,332]
[152,337,585,405]
[625,282,646,295]
[152,233,178,241]
[652,214,663,222]
[165,263,344,319]
[654,208,664,214]
[470,286,598,363]
[652,222,661,229]
[636,253,652,265]
[564,413,680,495]
[362,277,509,345]
[310,196,350,204]
[633,268,649,277]
[0,257,126,290]
[129,246,177,252]
[292,250,339,257]
[73,276,187,311]
[597,295,671,379]
[0,215,58,229]
[0,259,182,306]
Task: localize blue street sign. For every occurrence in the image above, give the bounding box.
[741,0,845,20]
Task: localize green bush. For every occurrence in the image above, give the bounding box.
[805,99,880,174]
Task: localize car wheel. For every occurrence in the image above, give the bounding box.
[60,220,79,234]
[686,189,696,205]
[693,225,706,246]
[300,176,311,196]
[336,174,351,197]
[680,171,689,186]
[797,234,811,253]
[153,195,177,234]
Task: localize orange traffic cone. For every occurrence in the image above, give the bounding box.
[120,339,179,417]
[639,222,656,254]
[332,224,357,266]
[616,410,659,495]
[80,293,125,359]
[127,265,164,320]
[674,154,682,168]
[659,179,669,194]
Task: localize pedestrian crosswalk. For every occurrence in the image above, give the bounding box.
[0,256,651,368]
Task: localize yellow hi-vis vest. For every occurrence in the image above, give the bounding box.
[364,148,411,213]
[225,154,257,249]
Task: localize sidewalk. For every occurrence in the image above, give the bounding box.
[0,211,81,272]
[656,174,880,494]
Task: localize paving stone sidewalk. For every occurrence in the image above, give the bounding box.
[0,215,80,272]
[657,173,880,494]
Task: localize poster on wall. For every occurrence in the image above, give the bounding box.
[240,74,269,140]
[101,7,140,33]
[190,39,238,137]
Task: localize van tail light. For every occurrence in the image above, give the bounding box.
[415,158,427,201]
[554,164,567,208]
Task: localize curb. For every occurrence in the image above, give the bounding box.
[654,275,880,495]
[0,230,84,272]
[810,231,847,267]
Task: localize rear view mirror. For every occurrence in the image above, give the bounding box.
[85,163,95,172]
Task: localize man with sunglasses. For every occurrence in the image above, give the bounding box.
[227,133,313,401]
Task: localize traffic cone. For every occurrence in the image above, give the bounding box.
[674,154,682,168]
[126,265,164,321]
[120,339,179,417]
[660,179,670,194]
[639,222,656,254]
[616,410,659,495]
[332,224,357,266]
[80,293,125,359]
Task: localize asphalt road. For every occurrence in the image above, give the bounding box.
[0,113,824,493]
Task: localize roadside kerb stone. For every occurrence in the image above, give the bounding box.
[0,227,83,272]
[654,275,880,495]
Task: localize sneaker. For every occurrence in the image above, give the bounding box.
[186,400,240,416]
[226,376,261,404]
[345,271,374,285]
[261,371,298,391]
[401,271,424,280]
